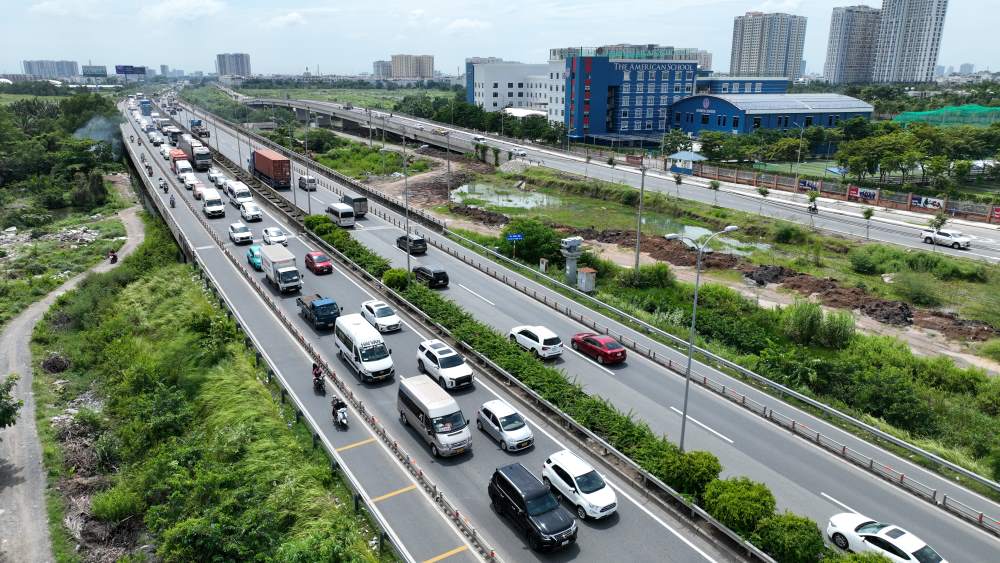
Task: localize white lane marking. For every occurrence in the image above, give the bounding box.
[195,245,214,250]
[669,407,734,445]
[457,283,495,306]
[821,492,859,515]
[568,348,615,376]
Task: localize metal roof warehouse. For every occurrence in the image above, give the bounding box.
[672,93,873,135]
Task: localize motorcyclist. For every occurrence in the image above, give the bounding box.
[331,396,348,426]
[312,362,323,383]
[169,194,175,208]
[808,202,818,213]
[108,249,118,264]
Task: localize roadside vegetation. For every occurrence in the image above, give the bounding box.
[31,218,387,562]
[0,90,128,328]
[304,213,884,563]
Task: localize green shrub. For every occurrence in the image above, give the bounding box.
[614,263,675,289]
[382,268,409,291]
[751,512,825,563]
[816,310,855,349]
[90,485,143,522]
[829,553,894,562]
[849,247,880,274]
[782,301,822,345]
[977,378,1000,416]
[578,251,619,281]
[989,448,1000,481]
[979,339,1000,363]
[665,451,721,502]
[499,218,561,264]
[892,271,940,306]
[703,477,776,536]
[773,224,808,244]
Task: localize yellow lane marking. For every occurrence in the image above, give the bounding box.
[422,545,469,563]
[371,484,417,503]
[335,437,376,452]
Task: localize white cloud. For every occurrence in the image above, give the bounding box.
[29,0,103,19]
[141,0,225,22]
[445,18,492,33]
[757,0,802,12]
[265,11,307,29]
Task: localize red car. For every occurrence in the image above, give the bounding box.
[570,333,627,365]
[304,251,333,275]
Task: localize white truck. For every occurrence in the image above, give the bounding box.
[260,245,302,293]
[921,228,971,249]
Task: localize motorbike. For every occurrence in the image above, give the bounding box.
[313,375,325,394]
[807,204,818,214]
[109,252,118,264]
[145,164,153,176]
[169,195,175,208]
[332,399,348,428]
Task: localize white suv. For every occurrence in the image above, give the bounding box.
[542,449,618,520]
[416,339,474,389]
[508,325,563,359]
[227,222,253,245]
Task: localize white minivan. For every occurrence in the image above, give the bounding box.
[326,202,355,227]
[398,375,472,457]
[226,180,253,208]
[201,188,226,218]
[334,314,394,383]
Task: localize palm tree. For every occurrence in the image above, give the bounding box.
[709,180,720,206]
[757,187,769,214]
[862,207,874,240]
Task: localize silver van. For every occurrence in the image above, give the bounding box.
[334,314,394,383]
[398,375,471,457]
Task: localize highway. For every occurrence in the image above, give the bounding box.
[173,102,1000,562]
[130,107,731,562]
[245,95,1000,264]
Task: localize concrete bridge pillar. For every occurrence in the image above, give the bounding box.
[294,107,309,122]
[315,113,331,127]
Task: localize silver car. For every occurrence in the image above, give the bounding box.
[476,399,533,452]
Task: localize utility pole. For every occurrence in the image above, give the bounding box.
[634,165,646,270]
[402,127,411,280]
[445,131,452,197]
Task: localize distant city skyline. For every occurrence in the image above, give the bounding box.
[1,1,995,77]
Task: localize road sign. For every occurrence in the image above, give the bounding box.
[506,233,523,241]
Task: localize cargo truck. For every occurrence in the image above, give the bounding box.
[139,99,152,116]
[189,118,210,138]
[341,194,368,218]
[260,245,302,293]
[178,134,212,171]
[295,294,342,329]
[249,148,291,189]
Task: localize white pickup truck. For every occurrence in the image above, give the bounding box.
[921,228,971,249]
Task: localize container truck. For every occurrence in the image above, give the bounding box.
[260,245,302,293]
[139,99,152,116]
[341,194,368,218]
[189,118,210,138]
[178,134,212,171]
[249,148,291,189]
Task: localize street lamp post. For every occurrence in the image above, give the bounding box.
[402,127,412,279]
[664,225,739,453]
[445,131,452,196]
[634,165,647,270]
[304,112,313,215]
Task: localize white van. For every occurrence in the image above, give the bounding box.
[334,314,394,383]
[398,375,472,457]
[226,181,253,208]
[201,188,226,218]
[326,202,355,227]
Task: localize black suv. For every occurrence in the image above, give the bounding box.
[413,265,448,288]
[488,463,577,551]
[397,233,427,255]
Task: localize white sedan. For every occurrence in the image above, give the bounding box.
[207,168,223,185]
[240,202,263,222]
[361,300,401,332]
[826,513,946,563]
[261,227,288,246]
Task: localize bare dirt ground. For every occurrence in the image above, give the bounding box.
[0,174,144,563]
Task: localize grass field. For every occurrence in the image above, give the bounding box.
[239,87,455,109]
[0,93,71,105]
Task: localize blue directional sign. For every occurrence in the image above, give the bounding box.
[506,233,523,241]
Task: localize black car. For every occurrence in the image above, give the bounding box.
[489,463,577,551]
[413,265,448,288]
[397,233,427,255]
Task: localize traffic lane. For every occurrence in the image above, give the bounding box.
[127,122,481,563]
[166,172,720,563]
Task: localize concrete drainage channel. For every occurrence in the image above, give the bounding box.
[124,122,498,562]
[179,101,1000,537]
[180,118,772,561]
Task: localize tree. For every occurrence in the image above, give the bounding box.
[661,128,692,156]
[751,512,825,563]
[708,179,721,205]
[673,173,683,197]
[491,146,500,166]
[0,374,23,437]
[862,207,874,239]
[499,218,561,264]
[928,212,948,232]
[757,187,769,214]
[768,137,807,172]
[703,477,776,536]
[807,191,818,227]
[698,131,728,161]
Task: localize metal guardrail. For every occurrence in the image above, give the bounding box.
[176,102,1000,536]
[124,122,494,562]
[197,132,500,562]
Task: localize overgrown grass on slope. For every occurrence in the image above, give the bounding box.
[32,216,386,562]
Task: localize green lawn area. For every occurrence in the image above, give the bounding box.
[0,93,71,105]
[754,159,842,176]
[239,87,454,109]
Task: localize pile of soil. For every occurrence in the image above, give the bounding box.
[914,310,996,341]
[42,352,70,373]
[860,300,913,326]
[559,227,742,269]
[447,203,509,225]
[743,265,797,286]
[779,274,914,325]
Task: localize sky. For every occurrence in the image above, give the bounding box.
[2,0,995,77]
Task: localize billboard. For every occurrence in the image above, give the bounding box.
[911,195,944,210]
[115,65,147,75]
[848,186,879,201]
[81,65,107,77]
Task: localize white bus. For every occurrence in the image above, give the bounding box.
[334,314,394,383]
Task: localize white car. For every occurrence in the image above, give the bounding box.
[921,228,971,249]
[416,339,473,389]
[826,513,947,563]
[207,168,223,185]
[160,145,171,159]
[213,172,228,187]
[476,399,533,452]
[542,449,618,520]
[512,148,527,157]
[240,202,263,222]
[508,325,563,359]
[227,222,253,245]
[261,227,287,246]
[361,300,401,332]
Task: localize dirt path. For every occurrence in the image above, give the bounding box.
[0,176,144,563]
